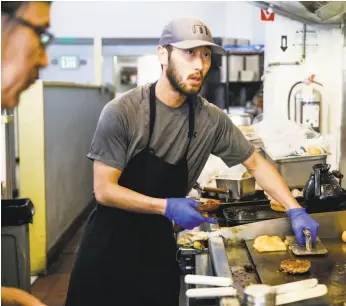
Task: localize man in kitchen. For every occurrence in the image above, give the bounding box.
[65,18,319,306]
[1,1,52,306]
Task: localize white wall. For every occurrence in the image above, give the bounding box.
[44,2,266,85]
[224,2,265,44]
[50,1,226,38]
[262,14,344,169]
[50,1,265,42]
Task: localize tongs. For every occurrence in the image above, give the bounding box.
[185,275,328,305]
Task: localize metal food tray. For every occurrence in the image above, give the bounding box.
[178,247,208,256]
[222,197,305,224]
[262,149,327,189]
[223,204,287,225]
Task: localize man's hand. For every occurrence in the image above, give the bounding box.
[287,208,319,244]
[2,287,47,306]
[164,198,217,230]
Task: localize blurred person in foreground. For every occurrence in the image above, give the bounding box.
[2,1,53,305]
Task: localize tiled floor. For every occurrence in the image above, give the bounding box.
[30,225,85,306]
[30,223,188,306]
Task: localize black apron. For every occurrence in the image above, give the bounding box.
[65,83,195,306]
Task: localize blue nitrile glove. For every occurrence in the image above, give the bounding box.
[287,208,319,245]
[165,198,217,230]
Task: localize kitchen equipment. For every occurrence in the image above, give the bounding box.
[244,237,345,304]
[304,163,345,210]
[245,55,260,81]
[193,182,231,201]
[275,285,328,305]
[206,211,346,305]
[228,113,253,126]
[293,82,322,133]
[244,284,276,306]
[240,71,256,82]
[186,287,237,298]
[203,186,229,194]
[216,172,256,200]
[263,149,327,188]
[185,274,327,305]
[211,188,345,227]
[185,274,232,287]
[286,229,328,256]
[222,204,287,226]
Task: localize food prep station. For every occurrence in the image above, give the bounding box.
[176,112,346,304]
[178,173,346,306]
[180,210,346,306]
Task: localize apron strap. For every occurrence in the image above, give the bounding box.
[184,96,195,158]
[148,82,195,157]
[149,82,157,142]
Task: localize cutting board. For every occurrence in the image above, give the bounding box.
[245,239,346,305]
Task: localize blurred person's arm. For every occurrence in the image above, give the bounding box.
[2,287,46,306]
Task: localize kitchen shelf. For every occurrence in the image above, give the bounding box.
[229,81,262,84]
[208,81,262,85]
[223,46,264,111]
[223,44,264,55]
[226,52,264,56]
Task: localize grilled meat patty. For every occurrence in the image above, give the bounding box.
[280,259,311,274]
[196,199,220,212]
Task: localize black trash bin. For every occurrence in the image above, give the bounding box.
[1,198,34,292]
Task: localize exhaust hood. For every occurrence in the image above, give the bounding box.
[251,1,346,25]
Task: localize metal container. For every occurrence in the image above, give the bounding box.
[228,113,253,126]
[263,149,327,188]
[244,284,276,306]
[216,174,255,199]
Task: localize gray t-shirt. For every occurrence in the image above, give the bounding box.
[87,84,254,192]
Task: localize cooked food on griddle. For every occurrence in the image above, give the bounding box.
[291,189,303,198]
[264,189,303,212]
[253,235,287,252]
[280,259,311,274]
[342,231,346,243]
[270,199,286,212]
[192,240,205,251]
[196,199,220,213]
[177,231,208,250]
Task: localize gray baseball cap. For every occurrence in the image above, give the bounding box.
[159,18,225,55]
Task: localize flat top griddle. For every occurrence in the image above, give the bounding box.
[245,239,346,306]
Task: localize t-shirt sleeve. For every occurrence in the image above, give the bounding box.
[86,100,129,171]
[211,108,254,167]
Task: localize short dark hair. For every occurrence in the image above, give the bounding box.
[1,1,51,16]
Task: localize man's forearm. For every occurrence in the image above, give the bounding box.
[246,152,301,211]
[96,183,167,215]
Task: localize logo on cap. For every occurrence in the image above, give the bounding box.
[192,25,209,36]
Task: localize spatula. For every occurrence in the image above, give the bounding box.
[286,229,328,256]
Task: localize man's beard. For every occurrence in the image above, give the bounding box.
[166,60,204,97]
